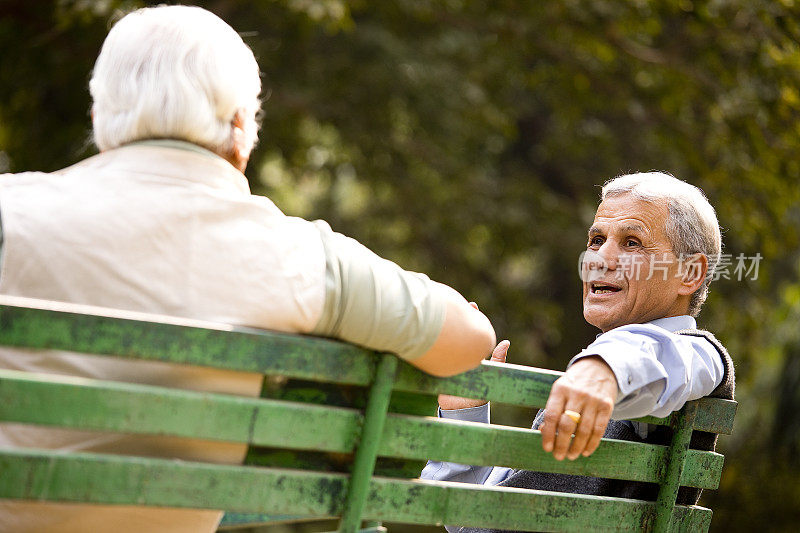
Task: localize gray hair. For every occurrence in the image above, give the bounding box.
[601,172,722,317]
[90,5,261,157]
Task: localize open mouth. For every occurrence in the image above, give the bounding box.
[590,282,622,294]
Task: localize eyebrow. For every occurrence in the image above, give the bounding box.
[620,224,647,234]
[588,224,647,237]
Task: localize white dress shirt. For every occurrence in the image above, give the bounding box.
[421,315,725,490]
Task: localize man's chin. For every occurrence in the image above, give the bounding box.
[583,305,619,332]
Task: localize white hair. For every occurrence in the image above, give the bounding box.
[90,5,261,156]
[601,172,722,317]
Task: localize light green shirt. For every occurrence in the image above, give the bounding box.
[312,220,445,361]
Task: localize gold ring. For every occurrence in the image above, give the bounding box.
[564,409,581,425]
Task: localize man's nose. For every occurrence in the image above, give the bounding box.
[597,241,619,270]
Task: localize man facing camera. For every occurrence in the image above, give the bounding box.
[422,172,735,532]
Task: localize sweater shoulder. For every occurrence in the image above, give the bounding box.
[675,328,735,400]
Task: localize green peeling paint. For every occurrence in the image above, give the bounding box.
[0,298,736,532]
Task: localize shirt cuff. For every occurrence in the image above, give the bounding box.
[438,403,490,424]
[568,340,666,400]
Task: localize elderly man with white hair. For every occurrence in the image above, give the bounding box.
[0,5,496,532]
[422,172,735,532]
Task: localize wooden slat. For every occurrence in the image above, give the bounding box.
[393,358,559,410]
[0,369,361,453]
[692,397,738,435]
[379,415,723,490]
[392,359,737,434]
[0,449,344,517]
[363,477,713,532]
[684,449,724,490]
[0,449,712,532]
[0,297,376,385]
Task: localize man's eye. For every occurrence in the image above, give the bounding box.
[589,236,604,246]
[626,239,640,247]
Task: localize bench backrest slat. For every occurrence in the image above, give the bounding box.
[0,448,347,517]
[379,414,724,490]
[0,298,377,385]
[365,476,714,532]
[393,362,735,435]
[0,369,362,452]
[0,448,713,532]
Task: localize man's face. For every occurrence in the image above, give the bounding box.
[582,194,688,332]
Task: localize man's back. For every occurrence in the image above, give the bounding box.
[0,140,328,330]
[0,140,332,532]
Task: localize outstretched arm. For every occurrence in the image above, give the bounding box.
[410,290,498,377]
[312,222,496,377]
[540,323,724,461]
[539,356,617,461]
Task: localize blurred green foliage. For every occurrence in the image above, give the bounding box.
[2,0,800,530]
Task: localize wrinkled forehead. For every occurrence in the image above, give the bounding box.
[589,195,671,238]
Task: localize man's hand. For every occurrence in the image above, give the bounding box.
[437,339,510,410]
[540,355,618,461]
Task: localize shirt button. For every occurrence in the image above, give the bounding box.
[627,375,633,384]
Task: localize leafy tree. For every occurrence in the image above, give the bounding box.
[2,0,799,529]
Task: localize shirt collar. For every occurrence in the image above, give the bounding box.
[646,315,696,332]
[128,139,221,159]
[595,315,696,339]
[105,139,251,195]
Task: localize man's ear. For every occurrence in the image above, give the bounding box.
[228,111,250,172]
[677,253,708,296]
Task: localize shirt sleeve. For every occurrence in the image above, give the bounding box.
[419,403,513,487]
[569,323,725,419]
[310,221,446,361]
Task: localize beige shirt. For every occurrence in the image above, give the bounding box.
[0,140,445,532]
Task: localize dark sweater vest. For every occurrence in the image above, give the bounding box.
[456,329,735,533]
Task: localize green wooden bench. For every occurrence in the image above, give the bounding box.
[0,296,736,532]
